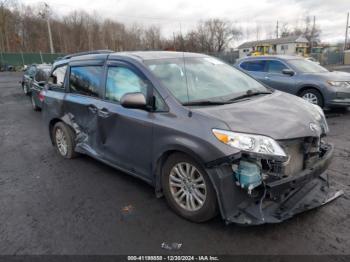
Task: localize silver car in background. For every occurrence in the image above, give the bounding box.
[235,55,350,108]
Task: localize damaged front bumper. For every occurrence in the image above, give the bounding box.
[207,143,344,225]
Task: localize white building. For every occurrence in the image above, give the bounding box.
[237,35,309,58]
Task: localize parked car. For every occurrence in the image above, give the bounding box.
[235,55,350,108]
[21,64,37,95]
[29,64,52,111]
[305,57,321,65]
[41,51,342,225]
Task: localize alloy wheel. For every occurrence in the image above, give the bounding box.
[55,128,68,156]
[169,162,207,212]
[302,93,318,105]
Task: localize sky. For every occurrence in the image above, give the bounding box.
[22,0,350,46]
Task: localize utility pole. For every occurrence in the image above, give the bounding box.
[310,16,316,51]
[276,21,279,38]
[345,12,349,51]
[39,3,54,54]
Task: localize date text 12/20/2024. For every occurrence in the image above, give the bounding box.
[127,256,219,261]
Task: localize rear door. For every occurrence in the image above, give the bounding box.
[265,60,296,93]
[239,60,268,84]
[64,61,105,156]
[92,61,154,180]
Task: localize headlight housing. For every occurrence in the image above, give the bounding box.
[212,129,287,158]
[311,104,329,134]
[327,81,350,88]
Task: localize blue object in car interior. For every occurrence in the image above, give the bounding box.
[235,161,262,193]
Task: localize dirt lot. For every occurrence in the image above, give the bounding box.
[0,72,349,255]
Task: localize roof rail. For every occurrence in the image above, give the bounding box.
[61,50,114,60]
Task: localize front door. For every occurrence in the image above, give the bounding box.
[265,60,296,94]
[93,62,153,180]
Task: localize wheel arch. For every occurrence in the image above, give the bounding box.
[296,85,322,96]
[49,118,62,144]
[153,147,208,198]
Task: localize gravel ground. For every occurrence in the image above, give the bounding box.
[0,72,349,255]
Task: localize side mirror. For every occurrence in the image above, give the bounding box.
[120,92,147,109]
[282,69,295,76]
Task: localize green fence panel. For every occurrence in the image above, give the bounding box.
[0,52,64,67]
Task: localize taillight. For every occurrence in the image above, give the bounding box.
[39,90,46,102]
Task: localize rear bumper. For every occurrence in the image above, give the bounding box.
[207,144,344,225]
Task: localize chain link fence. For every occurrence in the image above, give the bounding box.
[310,51,345,66]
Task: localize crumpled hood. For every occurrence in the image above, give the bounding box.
[193,91,328,140]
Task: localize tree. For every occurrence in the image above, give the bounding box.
[0,2,243,54]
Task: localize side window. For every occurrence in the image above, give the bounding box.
[105,67,148,103]
[49,65,67,88]
[69,66,104,98]
[240,61,266,72]
[267,60,288,74]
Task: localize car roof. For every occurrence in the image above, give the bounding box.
[52,51,210,68]
[237,55,303,62]
[108,51,208,61]
[64,51,207,63]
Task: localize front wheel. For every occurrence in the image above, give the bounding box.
[300,89,324,108]
[161,153,218,222]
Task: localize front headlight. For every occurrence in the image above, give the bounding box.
[212,129,286,158]
[312,104,329,134]
[327,81,350,88]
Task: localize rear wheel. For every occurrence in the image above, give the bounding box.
[52,122,78,159]
[300,89,324,108]
[161,153,218,222]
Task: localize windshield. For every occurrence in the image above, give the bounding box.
[288,59,328,73]
[145,57,268,104]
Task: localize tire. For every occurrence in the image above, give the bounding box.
[161,153,218,222]
[31,95,40,111]
[23,84,29,95]
[300,88,324,108]
[52,122,79,159]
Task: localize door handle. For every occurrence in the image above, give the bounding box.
[264,76,270,80]
[98,108,111,118]
[88,104,98,114]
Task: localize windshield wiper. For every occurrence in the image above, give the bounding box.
[182,100,228,106]
[226,89,272,102]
